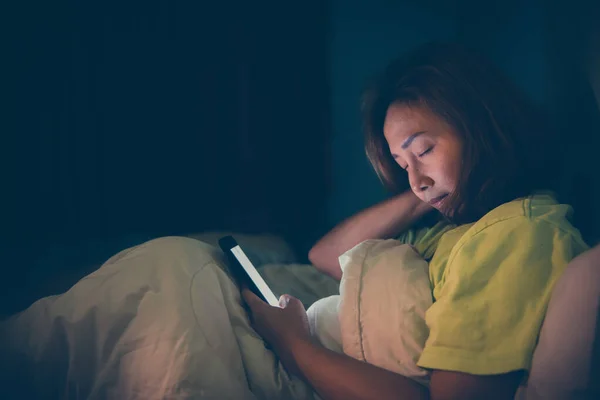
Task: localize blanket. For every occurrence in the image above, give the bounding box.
[307,240,432,386]
[1,237,336,400]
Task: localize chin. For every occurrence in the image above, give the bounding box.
[436,204,454,219]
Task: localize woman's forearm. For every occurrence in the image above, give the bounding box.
[308,190,431,280]
[291,338,429,400]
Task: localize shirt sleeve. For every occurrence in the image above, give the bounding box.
[396,221,454,260]
[417,216,578,374]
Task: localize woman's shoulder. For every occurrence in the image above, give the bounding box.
[456,193,589,253]
[397,220,456,260]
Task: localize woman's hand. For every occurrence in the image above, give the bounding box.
[241,289,311,376]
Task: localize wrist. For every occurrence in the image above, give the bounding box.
[288,332,313,355]
[397,190,432,217]
[280,335,314,378]
[414,197,434,216]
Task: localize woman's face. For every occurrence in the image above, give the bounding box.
[383,102,463,212]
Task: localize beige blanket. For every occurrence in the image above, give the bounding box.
[0,237,336,400]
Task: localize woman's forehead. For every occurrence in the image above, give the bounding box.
[384,103,459,145]
[384,104,435,141]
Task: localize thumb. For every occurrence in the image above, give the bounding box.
[278,294,289,308]
[279,294,303,309]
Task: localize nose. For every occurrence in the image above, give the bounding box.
[409,168,433,193]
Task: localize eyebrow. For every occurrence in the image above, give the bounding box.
[391,131,427,159]
[401,131,426,149]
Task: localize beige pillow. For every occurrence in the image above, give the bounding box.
[516,244,600,399]
[307,240,432,386]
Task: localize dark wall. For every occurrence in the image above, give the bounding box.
[2,0,331,316]
[542,0,600,244]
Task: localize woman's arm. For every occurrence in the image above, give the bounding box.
[290,337,429,400]
[308,190,432,280]
[243,289,522,400]
[290,338,522,400]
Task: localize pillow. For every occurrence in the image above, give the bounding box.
[516,243,600,399]
[307,240,432,386]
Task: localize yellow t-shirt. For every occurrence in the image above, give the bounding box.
[398,194,589,375]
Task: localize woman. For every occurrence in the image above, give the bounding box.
[1,42,588,399]
[244,42,588,399]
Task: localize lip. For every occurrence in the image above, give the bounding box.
[428,194,448,206]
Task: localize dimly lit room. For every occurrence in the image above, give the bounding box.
[2,0,599,398]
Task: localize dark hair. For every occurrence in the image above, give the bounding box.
[363,42,558,224]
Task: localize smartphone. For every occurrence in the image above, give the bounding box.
[218,235,280,307]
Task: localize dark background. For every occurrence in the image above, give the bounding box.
[2,0,599,317]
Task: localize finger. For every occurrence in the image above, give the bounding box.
[242,288,263,308]
[278,295,289,308]
[281,294,304,310]
[241,288,255,303]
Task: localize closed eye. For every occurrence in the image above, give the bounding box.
[393,155,409,171]
[418,146,433,157]
[395,160,408,171]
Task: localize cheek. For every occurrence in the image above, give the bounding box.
[439,156,461,189]
[442,141,463,186]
